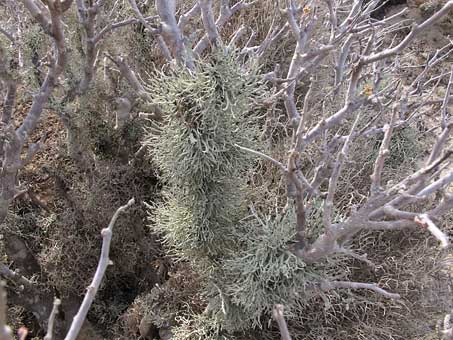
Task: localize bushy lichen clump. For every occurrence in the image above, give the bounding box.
[144,50,264,260]
[220,211,316,329]
[142,50,341,339]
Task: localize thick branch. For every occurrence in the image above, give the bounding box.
[155,0,193,67]
[199,0,219,45]
[17,1,70,144]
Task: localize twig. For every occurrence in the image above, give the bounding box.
[370,109,397,194]
[44,298,61,340]
[415,214,450,249]
[0,28,14,42]
[128,0,172,63]
[321,280,400,299]
[362,1,453,64]
[235,144,286,173]
[0,263,34,288]
[272,304,292,340]
[64,198,135,340]
[339,248,376,269]
[441,66,453,129]
[0,282,13,340]
[323,114,361,230]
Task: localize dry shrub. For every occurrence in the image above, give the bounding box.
[34,154,161,334]
[111,263,203,340]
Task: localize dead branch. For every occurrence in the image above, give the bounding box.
[415,214,450,249]
[128,0,172,63]
[320,280,400,299]
[193,0,256,56]
[272,304,292,340]
[155,0,193,67]
[64,198,135,340]
[44,299,61,340]
[0,282,13,340]
[370,109,397,194]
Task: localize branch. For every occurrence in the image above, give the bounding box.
[301,99,365,147]
[0,263,34,288]
[0,282,13,340]
[283,0,317,124]
[370,109,397,194]
[415,214,450,249]
[193,0,256,56]
[155,0,193,67]
[20,0,52,35]
[323,114,361,230]
[441,66,453,129]
[64,198,135,340]
[178,3,200,30]
[43,298,61,340]
[0,28,14,42]
[416,171,453,198]
[272,304,292,340]
[94,16,158,45]
[199,0,219,46]
[339,247,376,269]
[128,0,172,63]
[105,53,162,119]
[235,144,286,173]
[320,280,400,299]
[0,46,17,125]
[17,1,70,144]
[361,1,453,64]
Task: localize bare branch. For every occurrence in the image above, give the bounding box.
[178,3,200,30]
[94,16,158,44]
[64,198,135,340]
[155,0,193,67]
[0,263,34,288]
[44,298,61,340]
[320,280,400,299]
[415,214,450,249]
[441,66,453,129]
[323,114,361,230]
[0,282,13,340]
[128,0,172,63]
[370,109,397,194]
[339,247,376,269]
[0,46,17,125]
[105,53,162,119]
[0,28,14,42]
[20,0,52,34]
[272,304,292,340]
[362,1,453,64]
[199,0,219,46]
[17,1,70,143]
[235,144,286,173]
[427,122,453,165]
[193,0,256,56]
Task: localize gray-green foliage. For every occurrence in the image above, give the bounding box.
[171,313,234,340]
[218,210,318,330]
[143,49,342,339]
[144,49,265,260]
